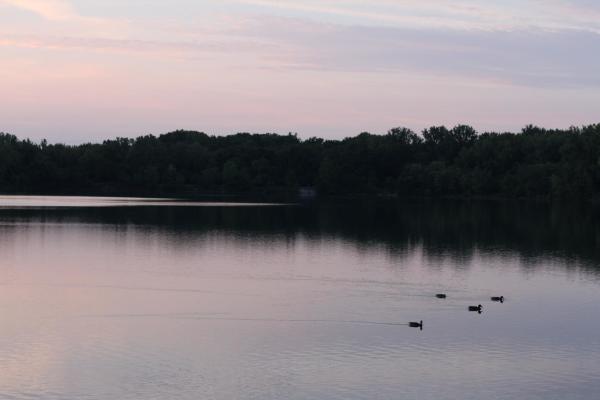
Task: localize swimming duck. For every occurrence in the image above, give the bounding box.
[491,296,504,303]
[435,294,447,299]
[409,320,423,330]
[468,304,483,313]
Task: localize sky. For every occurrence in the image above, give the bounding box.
[0,0,599,143]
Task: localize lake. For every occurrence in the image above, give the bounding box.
[1,196,599,400]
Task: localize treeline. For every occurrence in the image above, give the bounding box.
[1,124,599,199]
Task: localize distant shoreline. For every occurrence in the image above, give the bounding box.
[1,124,599,201]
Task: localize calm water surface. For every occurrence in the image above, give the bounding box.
[1,196,599,399]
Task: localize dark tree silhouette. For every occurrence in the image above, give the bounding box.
[1,124,599,199]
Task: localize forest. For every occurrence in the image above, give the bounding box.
[1,124,599,199]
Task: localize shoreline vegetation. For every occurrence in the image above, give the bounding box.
[1,124,600,200]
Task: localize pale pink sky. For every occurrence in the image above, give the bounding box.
[1,0,599,143]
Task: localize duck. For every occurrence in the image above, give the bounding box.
[468,304,483,313]
[409,320,423,330]
[435,294,447,299]
[491,296,504,303]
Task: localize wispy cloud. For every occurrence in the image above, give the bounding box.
[232,0,600,33]
[0,0,128,35]
[2,12,599,89]
[222,15,600,88]
[233,0,500,30]
[0,33,288,65]
[0,0,77,21]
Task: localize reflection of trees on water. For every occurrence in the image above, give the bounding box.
[1,200,599,275]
